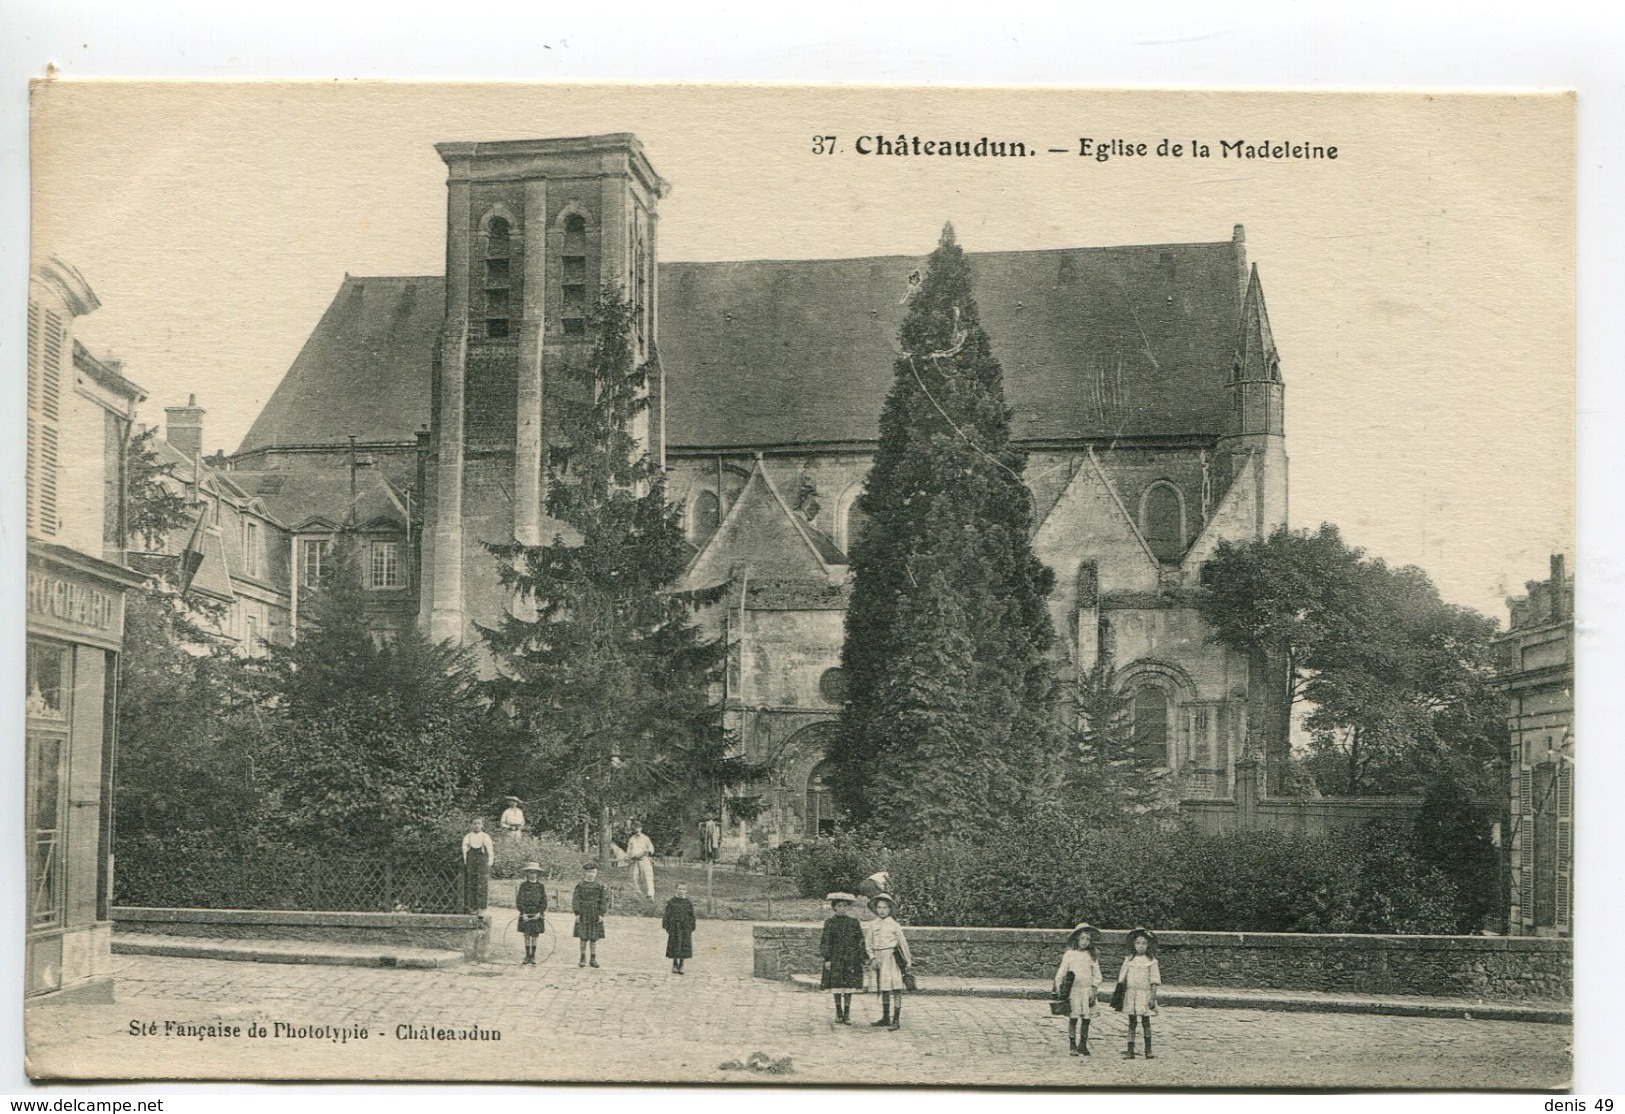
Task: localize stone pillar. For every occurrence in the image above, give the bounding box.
[600,176,628,299]
[429,319,469,644]
[515,178,548,547]
[1234,755,1261,831]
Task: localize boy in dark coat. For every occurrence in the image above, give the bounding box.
[662,882,697,973]
[515,862,548,965]
[572,862,608,968]
[819,893,868,1024]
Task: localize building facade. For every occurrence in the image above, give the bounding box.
[225,132,1292,847]
[1498,554,1575,937]
[25,258,146,1001]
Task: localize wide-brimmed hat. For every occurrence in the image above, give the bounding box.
[521,861,543,873]
[1125,926,1158,951]
[826,892,858,905]
[867,892,896,913]
[505,796,524,805]
[1067,922,1099,944]
[583,860,600,871]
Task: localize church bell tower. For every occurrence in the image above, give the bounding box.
[421,134,668,645]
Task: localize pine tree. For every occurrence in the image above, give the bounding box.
[1065,659,1179,824]
[483,289,754,864]
[831,225,1059,844]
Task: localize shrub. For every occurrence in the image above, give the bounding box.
[761,832,890,897]
[489,830,588,880]
[870,813,1462,934]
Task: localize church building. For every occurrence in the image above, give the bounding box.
[225,132,1290,847]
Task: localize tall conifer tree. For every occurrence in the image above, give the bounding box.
[483,290,752,862]
[831,225,1059,843]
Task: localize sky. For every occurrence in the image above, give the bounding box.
[29,84,1573,621]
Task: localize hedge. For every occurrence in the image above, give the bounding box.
[767,817,1464,935]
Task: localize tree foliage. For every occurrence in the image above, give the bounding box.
[482,289,757,860]
[1062,658,1181,825]
[252,536,486,852]
[1198,524,1503,799]
[123,425,193,550]
[831,225,1059,843]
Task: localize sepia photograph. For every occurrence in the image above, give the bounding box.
[21,83,1574,1089]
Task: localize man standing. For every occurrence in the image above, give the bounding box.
[700,815,722,863]
[499,797,527,836]
[627,822,656,899]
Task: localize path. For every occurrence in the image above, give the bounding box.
[26,916,1571,1088]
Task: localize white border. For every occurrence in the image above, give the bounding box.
[3,1,1620,1107]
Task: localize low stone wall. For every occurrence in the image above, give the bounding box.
[753,924,1570,1004]
[114,907,490,960]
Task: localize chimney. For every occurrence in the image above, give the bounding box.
[165,393,206,461]
[1550,553,1569,623]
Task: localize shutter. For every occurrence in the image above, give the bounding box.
[1519,867,1533,925]
[1519,766,1532,816]
[26,303,40,532]
[38,427,60,535]
[1557,763,1573,930]
[1520,824,1534,872]
[1557,765,1573,818]
[41,312,64,421]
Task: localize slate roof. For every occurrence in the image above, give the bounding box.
[237,235,1249,456]
[232,468,410,532]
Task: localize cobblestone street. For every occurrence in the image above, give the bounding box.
[26,916,1571,1088]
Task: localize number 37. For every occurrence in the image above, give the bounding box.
[812,135,837,155]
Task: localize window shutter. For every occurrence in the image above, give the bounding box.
[38,428,60,535]
[1557,765,1572,818]
[41,312,64,421]
[1519,767,1532,816]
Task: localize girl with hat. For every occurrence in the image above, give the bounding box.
[818,893,867,1024]
[863,893,912,1030]
[1113,927,1161,1058]
[515,862,547,965]
[1053,923,1104,1056]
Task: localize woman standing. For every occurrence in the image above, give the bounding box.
[1053,922,1104,1056]
[460,817,495,914]
[819,893,867,1024]
[863,893,912,1031]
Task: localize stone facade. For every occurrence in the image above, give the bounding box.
[752,923,1571,1004]
[1497,555,1574,937]
[221,132,1297,848]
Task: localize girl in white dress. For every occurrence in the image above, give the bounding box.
[1052,922,1104,1056]
[1113,927,1161,1059]
[863,893,912,1030]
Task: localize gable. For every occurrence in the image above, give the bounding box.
[681,461,840,590]
[1033,449,1162,633]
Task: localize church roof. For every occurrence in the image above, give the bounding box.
[237,235,1249,456]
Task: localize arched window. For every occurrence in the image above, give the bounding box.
[484,216,512,339]
[1141,482,1185,561]
[1131,684,1171,766]
[561,212,588,336]
[840,494,871,555]
[806,759,839,837]
[691,490,721,547]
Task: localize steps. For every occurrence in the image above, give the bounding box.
[113,933,465,969]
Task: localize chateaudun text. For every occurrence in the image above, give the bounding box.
[817,135,1338,161]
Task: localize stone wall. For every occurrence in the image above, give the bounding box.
[114,907,491,960]
[752,924,1570,1004]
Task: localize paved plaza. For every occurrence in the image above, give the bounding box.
[26,916,1570,1088]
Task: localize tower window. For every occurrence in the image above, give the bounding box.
[484,215,512,340]
[562,284,587,335]
[691,489,721,545]
[561,211,589,336]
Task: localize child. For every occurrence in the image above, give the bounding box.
[863,893,912,1031]
[515,861,548,966]
[663,883,697,974]
[1053,922,1103,1056]
[819,893,867,1024]
[1114,927,1161,1059]
[571,861,608,968]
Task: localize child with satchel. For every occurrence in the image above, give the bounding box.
[863,892,913,1030]
[1112,926,1161,1058]
[1052,922,1104,1056]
